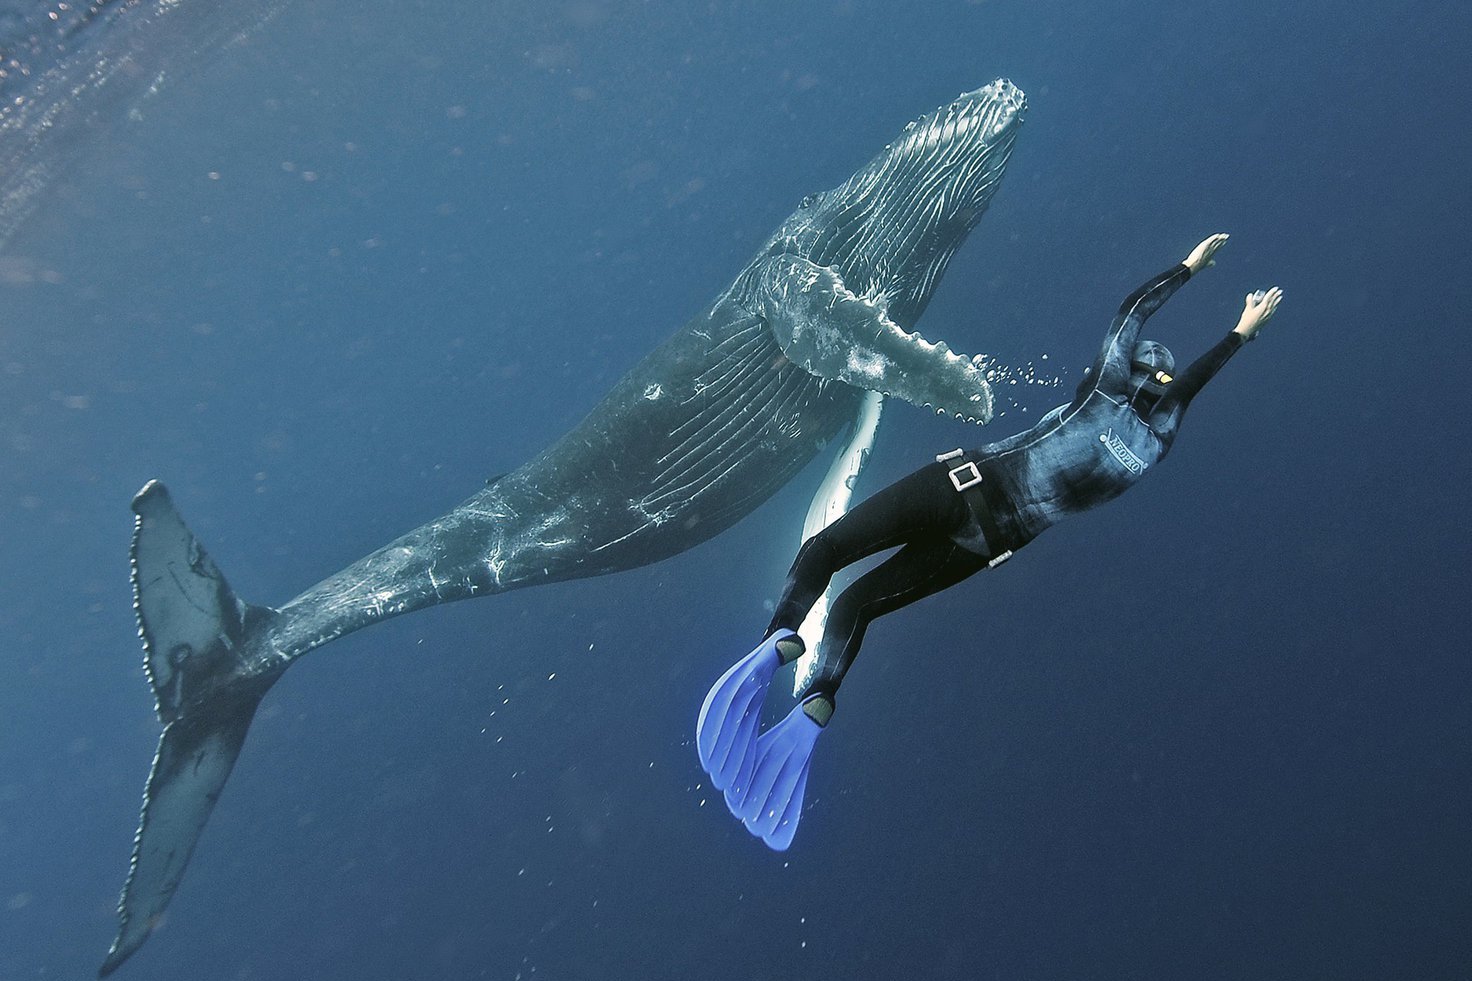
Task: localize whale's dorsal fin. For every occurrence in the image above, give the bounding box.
[753,254,995,425]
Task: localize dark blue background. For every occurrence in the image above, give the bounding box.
[2,1,1468,978]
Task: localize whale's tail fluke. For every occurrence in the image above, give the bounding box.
[100,481,284,977]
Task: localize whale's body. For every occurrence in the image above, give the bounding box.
[103,79,1027,975]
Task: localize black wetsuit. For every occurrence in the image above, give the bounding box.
[768,264,1248,702]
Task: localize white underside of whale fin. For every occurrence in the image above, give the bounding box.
[793,390,884,695]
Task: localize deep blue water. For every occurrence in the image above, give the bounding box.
[2,1,1469,978]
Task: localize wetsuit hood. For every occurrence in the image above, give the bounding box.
[1129,339,1175,409]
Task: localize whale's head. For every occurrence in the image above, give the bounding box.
[752,79,1026,424]
[787,79,1025,325]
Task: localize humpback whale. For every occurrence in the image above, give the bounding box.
[101,78,1027,975]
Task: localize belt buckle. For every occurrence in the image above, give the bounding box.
[947,460,982,492]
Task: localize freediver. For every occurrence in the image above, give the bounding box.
[696,233,1283,849]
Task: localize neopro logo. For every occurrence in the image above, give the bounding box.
[1099,428,1146,475]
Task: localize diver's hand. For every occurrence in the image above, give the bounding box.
[1184,233,1229,274]
[1234,287,1283,340]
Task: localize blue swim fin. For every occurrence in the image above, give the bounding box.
[696,629,799,793]
[735,695,829,851]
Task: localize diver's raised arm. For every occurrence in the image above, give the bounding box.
[1083,234,1228,394]
[1151,284,1284,442]
[1184,233,1230,275]
[1233,286,1283,341]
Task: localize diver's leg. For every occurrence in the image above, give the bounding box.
[767,461,967,636]
[702,461,969,836]
[800,537,988,703]
[724,536,986,849]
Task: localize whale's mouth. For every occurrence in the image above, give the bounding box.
[760,79,1027,424]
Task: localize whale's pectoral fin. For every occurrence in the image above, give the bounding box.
[753,254,996,425]
[101,482,282,978]
[794,390,884,695]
